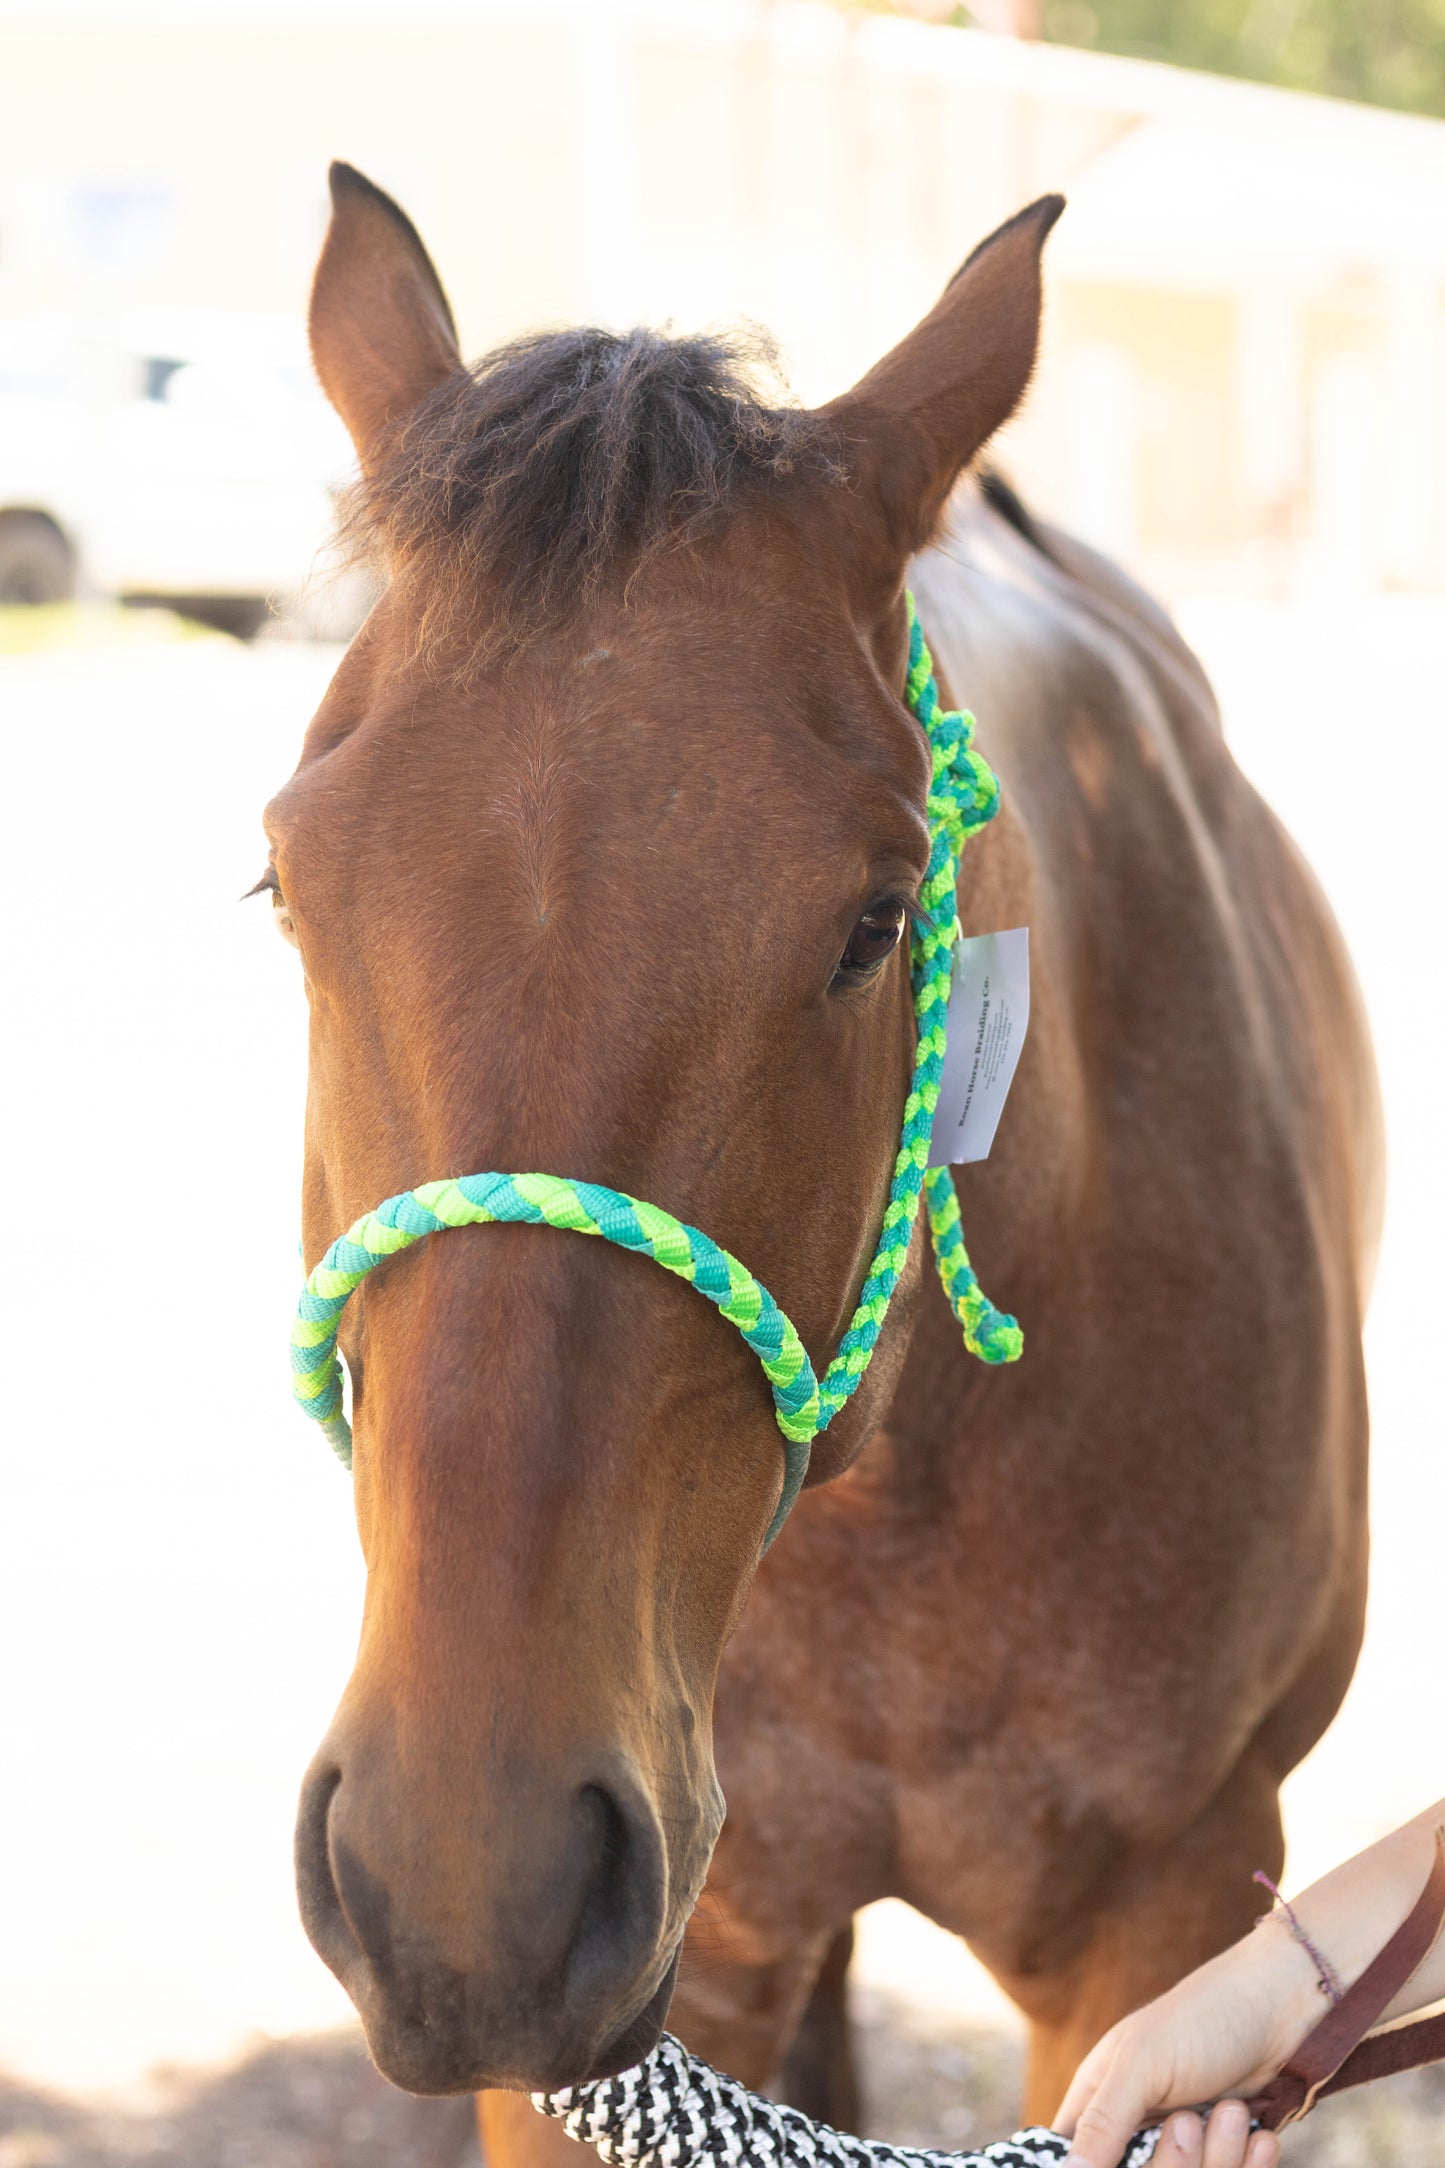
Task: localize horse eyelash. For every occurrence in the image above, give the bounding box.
[242,867,281,902]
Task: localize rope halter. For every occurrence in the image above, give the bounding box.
[289,594,1022,1551]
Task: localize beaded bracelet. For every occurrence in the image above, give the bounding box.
[1253,1869,1344,2006]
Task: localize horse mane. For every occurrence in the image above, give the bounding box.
[977,464,1059,564]
[339,324,843,661]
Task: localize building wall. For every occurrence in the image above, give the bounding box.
[3,0,1443,598]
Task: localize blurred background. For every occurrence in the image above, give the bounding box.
[6,0,1445,613]
[2,2,1443,2163]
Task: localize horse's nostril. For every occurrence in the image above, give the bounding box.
[565,1778,666,2014]
[295,1759,362,1987]
[296,1759,341,1899]
[295,1745,674,2087]
[575,1784,631,1944]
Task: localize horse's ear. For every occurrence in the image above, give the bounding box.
[309,161,461,472]
[820,195,1064,604]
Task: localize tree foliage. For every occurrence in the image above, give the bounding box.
[1036,0,1445,120]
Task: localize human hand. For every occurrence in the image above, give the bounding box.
[1054,1926,1320,2168]
[1120,2101,1275,2168]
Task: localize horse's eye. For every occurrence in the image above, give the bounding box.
[245,865,299,948]
[836,900,908,981]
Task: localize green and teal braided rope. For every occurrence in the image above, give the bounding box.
[292,1173,819,1543]
[290,593,1021,1550]
[814,597,1023,1431]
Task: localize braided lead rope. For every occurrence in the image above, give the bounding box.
[289,596,1020,1548]
[532,2030,1161,2168]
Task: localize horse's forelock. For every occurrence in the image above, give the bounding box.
[337,324,845,666]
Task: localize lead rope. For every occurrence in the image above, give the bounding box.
[532,2032,1159,2168]
[528,1841,1445,2167]
[289,594,1020,1549]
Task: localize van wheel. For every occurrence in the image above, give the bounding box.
[0,514,76,605]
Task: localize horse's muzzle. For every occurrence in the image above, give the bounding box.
[294,1750,683,2093]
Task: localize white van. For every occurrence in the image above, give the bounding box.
[0,307,359,636]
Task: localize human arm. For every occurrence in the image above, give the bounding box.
[1055,1796,1445,2168]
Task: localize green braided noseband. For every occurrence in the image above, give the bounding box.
[290,595,1022,1549]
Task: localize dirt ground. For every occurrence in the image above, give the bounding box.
[3,1997,1442,2168]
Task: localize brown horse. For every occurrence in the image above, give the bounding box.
[270,165,1380,2151]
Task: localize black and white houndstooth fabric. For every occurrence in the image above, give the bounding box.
[533,2032,1161,2168]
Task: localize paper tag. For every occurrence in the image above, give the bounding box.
[927,927,1030,1167]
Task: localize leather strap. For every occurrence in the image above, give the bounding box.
[1248,1828,1445,2131]
[1306,2009,1445,2102]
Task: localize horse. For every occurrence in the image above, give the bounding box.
[269,163,1380,2161]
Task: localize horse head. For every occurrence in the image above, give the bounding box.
[276,162,1059,2094]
